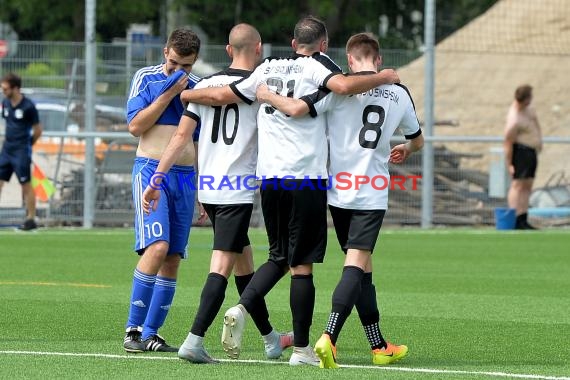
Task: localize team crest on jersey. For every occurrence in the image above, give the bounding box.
[14,109,24,119]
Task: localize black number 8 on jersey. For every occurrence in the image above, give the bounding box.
[359,105,385,149]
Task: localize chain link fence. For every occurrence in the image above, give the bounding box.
[1,26,569,228]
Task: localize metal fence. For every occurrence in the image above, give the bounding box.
[1,40,569,228]
[2,132,568,228]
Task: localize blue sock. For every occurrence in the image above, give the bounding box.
[142,276,176,340]
[126,269,156,329]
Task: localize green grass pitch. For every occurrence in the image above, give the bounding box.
[0,227,569,379]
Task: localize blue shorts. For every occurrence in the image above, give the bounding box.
[0,146,32,183]
[132,157,197,257]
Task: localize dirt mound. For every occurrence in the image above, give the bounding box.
[399,0,570,186]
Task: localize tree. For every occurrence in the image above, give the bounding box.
[0,0,158,41]
[0,0,498,49]
[170,0,498,49]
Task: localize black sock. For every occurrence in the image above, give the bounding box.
[355,273,387,350]
[190,272,227,337]
[290,274,315,347]
[325,266,364,345]
[235,273,272,336]
[239,261,285,312]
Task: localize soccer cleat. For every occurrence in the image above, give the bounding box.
[516,221,537,230]
[123,326,145,353]
[18,219,38,231]
[263,330,294,359]
[221,304,248,359]
[314,334,339,369]
[289,345,320,366]
[143,334,179,352]
[372,342,409,365]
[179,344,219,364]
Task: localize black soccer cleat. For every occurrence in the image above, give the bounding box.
[123,326,145,353]
[18,219,38,231]
[143,334,179,352]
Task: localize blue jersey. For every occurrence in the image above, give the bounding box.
[127,64,201,137]
[127,64,201,256]
[1,96,39,150]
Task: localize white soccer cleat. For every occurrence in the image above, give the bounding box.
[178,333,219,364]
[263,330,294,359]
[289,345,320,366]
[221,304,248,359]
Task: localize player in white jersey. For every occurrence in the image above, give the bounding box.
[180,16,400,366]
[141,24,293,363]
[257,32,423,368]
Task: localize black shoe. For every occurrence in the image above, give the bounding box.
[18,219,38,231]
[515,221,537,230]
[123,326,145,353]
[523,221,538,230]
[143,334,179,352]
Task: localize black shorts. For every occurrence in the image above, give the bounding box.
[512,143,537,179]
[0,147,32,183]
[202,203,252,253]
[260,178,327,267]
[329,205,386,253]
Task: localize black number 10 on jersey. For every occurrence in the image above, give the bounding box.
[211,104,239,145]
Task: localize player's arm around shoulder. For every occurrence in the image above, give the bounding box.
[180,84,241,106]
[256,83,310,117]
[326,69,400,95]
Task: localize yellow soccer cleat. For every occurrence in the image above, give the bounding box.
[314,334,339,369]
[372,342,408,365]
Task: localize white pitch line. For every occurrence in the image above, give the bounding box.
[0,350,568,380]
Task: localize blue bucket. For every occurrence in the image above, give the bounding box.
[494,208,516,230]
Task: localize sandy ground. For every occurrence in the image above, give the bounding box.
[398,0,570,187]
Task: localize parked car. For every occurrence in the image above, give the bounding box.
[19,88,127,134]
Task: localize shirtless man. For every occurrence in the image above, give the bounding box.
[504,84,542,230]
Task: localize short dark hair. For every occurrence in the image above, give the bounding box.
[166,28,201,57]
[1,73,22,89]
[515,84,532,103]
[346,32,380,60]
[294,16,327,45]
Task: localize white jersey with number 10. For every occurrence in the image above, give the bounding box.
[184,68,259,204]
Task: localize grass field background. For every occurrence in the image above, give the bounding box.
[0,227,569,379]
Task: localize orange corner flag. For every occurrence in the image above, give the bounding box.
[31,163,56,202]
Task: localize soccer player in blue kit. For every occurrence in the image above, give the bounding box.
[122,28,201,353]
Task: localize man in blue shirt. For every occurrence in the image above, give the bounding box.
[0,73,43,231]
[123,28,201,353]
